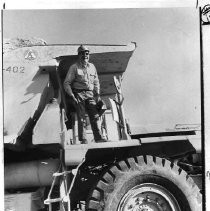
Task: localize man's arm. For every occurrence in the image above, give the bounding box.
[63,65,78,103]
[93,64,101,101]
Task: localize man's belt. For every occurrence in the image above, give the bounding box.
[72,88,92,93]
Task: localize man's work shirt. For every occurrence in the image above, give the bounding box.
[64,61,100,99]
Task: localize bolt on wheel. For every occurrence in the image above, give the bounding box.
[117,183,181,211]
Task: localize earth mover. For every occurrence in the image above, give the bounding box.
[3,40,202,211]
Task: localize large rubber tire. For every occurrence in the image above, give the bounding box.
[86,155,202,211]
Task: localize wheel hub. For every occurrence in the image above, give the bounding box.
[117,183,181,211]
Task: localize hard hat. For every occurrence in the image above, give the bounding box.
[77,45,89,53]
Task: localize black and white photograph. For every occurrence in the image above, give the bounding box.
[2,0,210,210]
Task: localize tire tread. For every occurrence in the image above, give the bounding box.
[87,155,202,211]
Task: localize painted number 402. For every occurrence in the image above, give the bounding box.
[4,66,25,73]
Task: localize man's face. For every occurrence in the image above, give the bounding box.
[78,51,90,64]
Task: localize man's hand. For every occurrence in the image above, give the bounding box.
[95,93,101,103]
[71,95,78,104]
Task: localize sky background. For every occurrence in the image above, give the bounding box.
[3,8,201,132]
